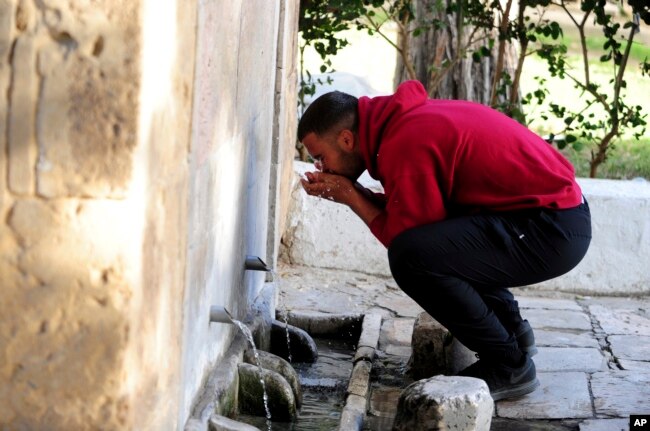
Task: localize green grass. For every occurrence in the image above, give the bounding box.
[561,138,650,179]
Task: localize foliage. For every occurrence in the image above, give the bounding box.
[522,0,649,177]
[297,0,650,177]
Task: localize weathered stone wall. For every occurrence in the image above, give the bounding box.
[0,0,299,429]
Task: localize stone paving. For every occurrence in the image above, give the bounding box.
[277,262,650,430]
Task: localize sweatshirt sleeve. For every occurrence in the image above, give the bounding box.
[369,172,447,247]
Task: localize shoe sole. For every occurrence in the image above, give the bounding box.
[490,378,540,401]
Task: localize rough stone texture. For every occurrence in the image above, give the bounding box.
[209,414,261,431]
[379,318,415,349]
[282,170,650,294]
[525,309,592,331]
[282,161,389,275]
[347,360,372,398]
[591,371,650,417]
[243,349,302,409]
[518,298,583,311]
[270,319,318,363]
[588,304,650,335]
[608,335,650,362]
[358,314,382,349]
[368,387,402,419]
[496,372,592,419]
[578,418,628,431]
[338,393,366,431]
[277,311,362,338]
[393,376,493,431]
[1,0,300,429]
[617,359,650,371]
[276,262,424,318]
[408,312,475,378]
[353,346,376,363]
[534,330,599,349]
[237,363,297,421]
[534,347,606,372]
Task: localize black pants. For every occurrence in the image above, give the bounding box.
[388,200,591,362]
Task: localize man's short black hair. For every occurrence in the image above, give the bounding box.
[298,91,359,142]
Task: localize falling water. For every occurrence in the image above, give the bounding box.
[282,312,293,363]
[232,320,272,431]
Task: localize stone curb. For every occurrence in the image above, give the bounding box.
[276,310,363,338]
[338,313,383,431]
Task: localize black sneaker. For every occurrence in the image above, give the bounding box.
[515,319,538,357]
[458,355,540,401]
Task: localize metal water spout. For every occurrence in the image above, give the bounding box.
[245,255,271,272]
[209,305,234,324]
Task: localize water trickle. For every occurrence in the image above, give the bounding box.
[282,312,293,363]
[233,320,272,430]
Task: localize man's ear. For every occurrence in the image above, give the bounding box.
[337,129,355,152]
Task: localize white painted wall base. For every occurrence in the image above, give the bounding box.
[282,161,650,295]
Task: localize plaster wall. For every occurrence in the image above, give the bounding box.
[0,0,299,429]
[283,162,650,295]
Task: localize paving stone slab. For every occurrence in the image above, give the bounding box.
[591,371,650,417]
[525,309,592,331]
[368,387,402,418]
[384,344,412,357]
[379,318,415,349]
[518,297,583,311]
[535,330,599,349]
[496,372,592,419]
[535,347,607,372]
[608,335,650,361]
[589,304,650,335]
[578,418,628,431]
[618,359,650,371]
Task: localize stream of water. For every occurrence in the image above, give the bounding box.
[233,319,273,431]
[237,337,355,430]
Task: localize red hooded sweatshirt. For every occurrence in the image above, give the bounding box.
[358,80,582,248]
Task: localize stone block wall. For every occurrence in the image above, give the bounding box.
[0,0,299,429]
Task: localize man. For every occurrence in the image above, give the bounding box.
[298,80,591,401]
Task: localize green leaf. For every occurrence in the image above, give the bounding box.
[566,134,577,143]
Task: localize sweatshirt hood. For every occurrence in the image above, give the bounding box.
[357,80,428,178]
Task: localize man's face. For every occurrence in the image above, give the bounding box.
[301,131,364,180]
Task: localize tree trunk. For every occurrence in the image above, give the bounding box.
[394,0,520,107]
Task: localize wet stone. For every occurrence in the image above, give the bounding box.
[278,310,362,338]
[534,330,599,348]
[393,376,493,431]
[270,319,318,363]
[358,314,382,349]
[534,347,606,372]
[579,418,629,431]
[379,318,415,349]
[384,344,412,357]
[237,363,297,421]
[368,387,402,418]
[408,312,475,379]
[496,372,592,419]
[243,349,302,408]
[591,371,650,417]
[347,360,372,398]
[525,309,592,331]
[209,414,261,431]
[588,304,650,335]
[608,335,650,361]
[339,393,366,431]
[353,346,375,363]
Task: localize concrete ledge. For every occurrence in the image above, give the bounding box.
[282,161,650,295]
